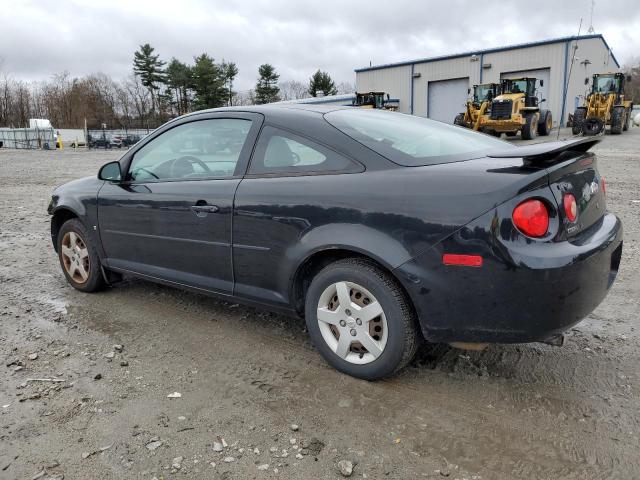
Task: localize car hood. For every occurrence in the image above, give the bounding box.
[53,175,102,196]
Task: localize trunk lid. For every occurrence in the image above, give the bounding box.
[545,152,606,238]
[488,138,606,238]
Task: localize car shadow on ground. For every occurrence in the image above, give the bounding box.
[88,275,607,393]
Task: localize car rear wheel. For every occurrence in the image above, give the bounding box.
[304,258,419,380]
[57,219,106,292]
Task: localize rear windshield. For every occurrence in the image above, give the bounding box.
[324,109,513,166]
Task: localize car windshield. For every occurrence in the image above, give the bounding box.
[324,109,513,166]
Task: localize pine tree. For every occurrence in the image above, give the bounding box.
[166,58,192,115]
[308,70,337,97]
[220,61,239,106]
[133,44,166,115]
[191,54,226,110]
[255,64,280,104]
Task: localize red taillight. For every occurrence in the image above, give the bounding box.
[442,254,483,267]
[601,177,606,196]
[512,199,549,238]
[563,193,577,222]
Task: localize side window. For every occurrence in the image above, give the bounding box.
[248,126,361,176]
[128,118,252,181]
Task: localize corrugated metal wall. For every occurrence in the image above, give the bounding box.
[414,56,478,117]
[481,43,564,124]
[563,37,619,125]
[355,37,619,126]
[355,64,412,111]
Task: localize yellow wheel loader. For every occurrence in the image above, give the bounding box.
[353,92,399,111]
[477,77,552,140]
[572,73,634,136]
[454,83,501,130]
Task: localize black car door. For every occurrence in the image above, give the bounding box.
[233,125,363,305]
[97,112,262,294]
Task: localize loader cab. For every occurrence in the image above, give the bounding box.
[591,73,624,96]
[472,83,501,105]
[354,92,386,109]
[501,77,540,107]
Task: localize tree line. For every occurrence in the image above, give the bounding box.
[0,43,354,129]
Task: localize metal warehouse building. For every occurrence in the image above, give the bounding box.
[355,34,619,127]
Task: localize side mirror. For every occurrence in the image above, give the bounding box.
[98,161,122,181]
[540,98,547,103]
[585,77,589,85]
[467,88,471,94]
[539,79,544,87]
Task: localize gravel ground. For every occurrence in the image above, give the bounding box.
[1,128,639,480]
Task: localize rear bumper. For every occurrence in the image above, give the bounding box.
[396,212,623,344]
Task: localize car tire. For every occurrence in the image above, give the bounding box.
[454,113,466,128]
[57,218,106,293]
[304,258,420,380]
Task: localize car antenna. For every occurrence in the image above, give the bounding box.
[558,18,583,140]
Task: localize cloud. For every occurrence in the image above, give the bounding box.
[1,0,638,90]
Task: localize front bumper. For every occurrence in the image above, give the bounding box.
[479,114,525,131]
[395,212,623,344]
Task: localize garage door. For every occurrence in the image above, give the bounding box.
[500,68,550,108]
[427,78,469,123]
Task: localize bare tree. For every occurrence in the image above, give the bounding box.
[124,74,152,127]
[336,81,356,95]
[232,89,255,106]
[624,57,640,103]
[279,80,310,101]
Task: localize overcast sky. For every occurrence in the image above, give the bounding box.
[1,0,638,90]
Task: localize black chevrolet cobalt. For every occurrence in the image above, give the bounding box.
[48,105,622,379]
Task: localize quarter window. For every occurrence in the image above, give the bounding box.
[249,126,360,175]
[128,118,251,181]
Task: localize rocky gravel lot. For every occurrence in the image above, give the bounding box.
[1,129,639,480]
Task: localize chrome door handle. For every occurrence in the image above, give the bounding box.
[191,205,219,214]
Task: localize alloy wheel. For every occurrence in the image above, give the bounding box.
[60,231,90,284]
[316,281,388,364]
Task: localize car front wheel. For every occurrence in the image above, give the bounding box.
[305,258,419,380]
[57,219,106,292]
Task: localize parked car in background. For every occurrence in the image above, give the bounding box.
[122,134,142,147]
[47,105,623,379]
[109,135,124,148]
[87,133,111,149]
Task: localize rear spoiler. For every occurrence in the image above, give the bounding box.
[487,137,600,163]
